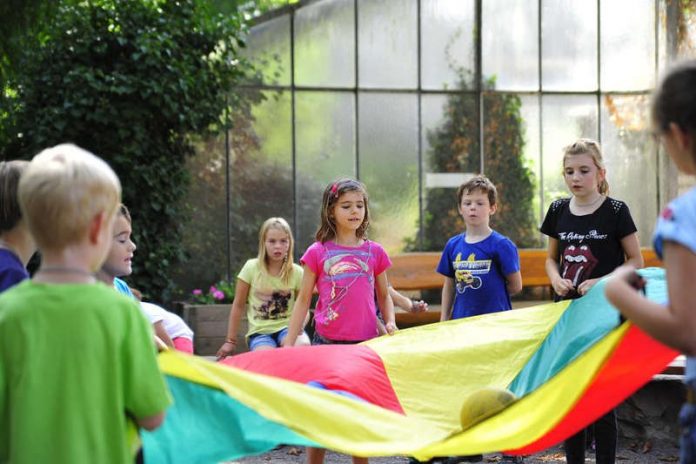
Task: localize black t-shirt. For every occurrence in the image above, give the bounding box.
[540,197,637,300]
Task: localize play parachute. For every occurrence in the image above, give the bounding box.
[142,267,677,463]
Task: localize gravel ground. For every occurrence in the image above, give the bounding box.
[230,442,680,463]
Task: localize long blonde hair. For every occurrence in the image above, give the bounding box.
[562,138,609,195]
[315,178,370,243]
[257,217,295,284]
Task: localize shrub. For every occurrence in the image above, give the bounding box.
[1,0,251,301]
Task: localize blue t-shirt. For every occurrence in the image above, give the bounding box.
[113,277,135,299]
[0,249,29,293]
[436,231,519,319]
[652,187,696,384]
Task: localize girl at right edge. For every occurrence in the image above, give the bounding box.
[605,60,696,464]
[283,177,397,464]
[541,138,643,464]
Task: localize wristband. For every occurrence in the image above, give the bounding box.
[225,338,237,344]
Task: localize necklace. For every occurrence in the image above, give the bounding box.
[573,194,604,208]
[39,266,95,277]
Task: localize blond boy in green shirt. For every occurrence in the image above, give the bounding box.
[0,144,171,463]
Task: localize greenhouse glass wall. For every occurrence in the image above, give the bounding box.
[174,0,696,292]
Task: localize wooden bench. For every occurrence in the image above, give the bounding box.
[389,247,661,327]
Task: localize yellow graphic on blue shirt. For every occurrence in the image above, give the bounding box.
[453,253,492,294]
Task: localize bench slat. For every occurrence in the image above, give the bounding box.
[389,248,660,291]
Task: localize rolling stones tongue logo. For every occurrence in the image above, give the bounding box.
[561,245,598,288]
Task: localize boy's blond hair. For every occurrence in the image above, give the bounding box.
[18,144,121,251]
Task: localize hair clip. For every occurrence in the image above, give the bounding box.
[330,182,339,198]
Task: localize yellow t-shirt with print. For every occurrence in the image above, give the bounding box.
[238,258,303,337]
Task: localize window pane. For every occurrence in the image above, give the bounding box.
[421,0,476,90]
[421,93,479,250]
[541,95,598,211]
[677,3,696,60]
[229,90,294,271]
[174,135,229,293]
[601,94,657,246]
[518,95,542,229]
[358,0,417,89]
[482,0,539,91]
[244,15,291,86]
[541,0,598,91]
[483,93,540,248]
[294,0,355,88]
[358,93,419,253]
[601,0,655,91]
[295,91,356,252]
[422,93,480,176]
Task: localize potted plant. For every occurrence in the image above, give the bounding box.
[183,280,249,356]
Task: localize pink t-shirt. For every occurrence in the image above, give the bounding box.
[301,240,391,342]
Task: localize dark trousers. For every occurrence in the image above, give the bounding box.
[564,409,617,464]
[680,402,696,463]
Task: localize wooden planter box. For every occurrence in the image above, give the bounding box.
[182,304,248,355]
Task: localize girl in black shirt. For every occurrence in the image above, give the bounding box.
[541,138,643,464]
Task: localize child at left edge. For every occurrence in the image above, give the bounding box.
[0,160,36,292]
[437,175,522,322]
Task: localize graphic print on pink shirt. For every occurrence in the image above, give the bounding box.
[324,252,372,323]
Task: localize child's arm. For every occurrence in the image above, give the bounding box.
[621,233,644,269]
[376,272,396,334]
[388,285,427,312]
[376,315,387,335]
[506,271,523,296]
[282,266,316,347]
[136,412,166,431]
[441,277,455,321]
[153,321,174,348]
[545,237,574,297]
[216,279,250,359]
[606,241,696,354]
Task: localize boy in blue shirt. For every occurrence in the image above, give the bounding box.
[435,175,524,464]
[437,175,522,321]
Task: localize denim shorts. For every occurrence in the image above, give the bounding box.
[248,328,290,350]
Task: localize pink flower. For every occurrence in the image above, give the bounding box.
[209,285,218,293]
[213,290,225,300]
[192,289,202,296]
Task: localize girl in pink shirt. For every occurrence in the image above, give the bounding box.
[283,177,396,464]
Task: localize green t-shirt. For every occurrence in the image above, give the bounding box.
[238,258,303,337]
[0,280,171,464]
